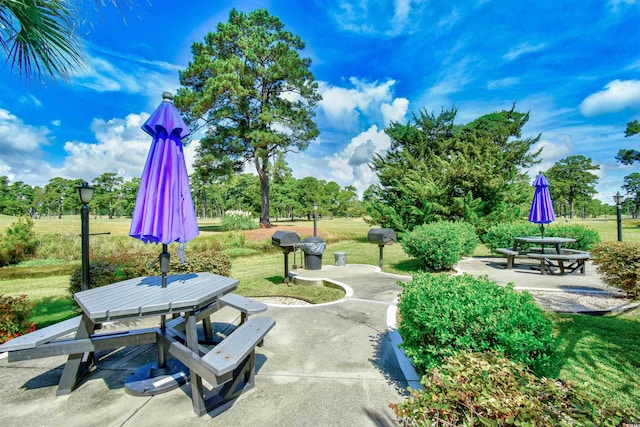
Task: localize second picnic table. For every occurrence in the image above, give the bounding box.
[497,236,590,275]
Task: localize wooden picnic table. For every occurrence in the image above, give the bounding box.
[512,236,576,254]
[0,272,274,417]
[513,236,589,275]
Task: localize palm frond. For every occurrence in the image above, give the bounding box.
[0,0,84,83]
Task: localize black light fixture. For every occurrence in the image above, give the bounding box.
[313,201,318,237]
[76,181,94,291]
[613,192,623,242]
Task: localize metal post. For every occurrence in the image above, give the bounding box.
[313,201,318,237]
[80,204,90,291]
[617,204,622,242]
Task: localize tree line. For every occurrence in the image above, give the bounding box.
[0,173,362,221]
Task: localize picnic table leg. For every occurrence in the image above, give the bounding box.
[57,314,95,395]
[185,312,207,416]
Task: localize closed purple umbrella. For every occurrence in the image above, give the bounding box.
[528,172,555,237]
[125,92,199,395]
[129,92,199,287]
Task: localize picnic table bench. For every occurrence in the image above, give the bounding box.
[0,273,275,418]
[526,249,590,275]
[495,236,578,270]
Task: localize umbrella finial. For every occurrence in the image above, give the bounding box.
[162,92,174,103]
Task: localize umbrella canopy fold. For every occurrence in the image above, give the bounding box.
[129,92,199,248]
[528,172,555,236]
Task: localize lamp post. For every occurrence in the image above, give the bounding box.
[613,192,624,242]
[313,201,318,237]
[76,181,94,291]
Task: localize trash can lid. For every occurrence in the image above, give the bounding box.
[301,236,326,255]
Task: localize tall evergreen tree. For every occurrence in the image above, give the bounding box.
[176,8,321,227]
[545,155,599,219]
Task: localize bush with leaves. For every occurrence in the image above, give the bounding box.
[484,221,599,253]
[391,351,637,427]
[0,294,36,344]
[0,216,39,267]
[483,221,540,253]
[402,221,479,271]
[69,248,231,297]
[398,273,557,377]
[591,241,640,298]
[68,260,119,295]
[546,223,600,251]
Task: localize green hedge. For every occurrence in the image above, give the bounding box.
[69,249,231,296]
[592,241,640,298]
[397,273,557,377]
[0,294,35,344]
[483,222,600,253]
[401,221,479,271]
[391,351,637,426]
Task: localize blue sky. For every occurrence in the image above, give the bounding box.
[1,0,639,203]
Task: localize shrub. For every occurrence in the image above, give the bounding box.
[221,210,258,231]
[483,222,600,253]
[0,216,39,266]
[68,260,119,295]
[397,273,557,377]
[402,221,479,271]
[483,221,540,253]
[0,294,36,343]
[391,351,637,427]
[546,223,600,251]
[68,248,231,296]
[591,241,640,298]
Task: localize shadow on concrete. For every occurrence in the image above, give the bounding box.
[369,331,410,398]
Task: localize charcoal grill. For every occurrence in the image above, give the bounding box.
[367,228,396,269]
[272,231,301,283]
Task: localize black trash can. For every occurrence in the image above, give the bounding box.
[301,237,326,270]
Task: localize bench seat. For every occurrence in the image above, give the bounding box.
[0,315,81,353]
[202,316,275,376]
[218,293,268,324]
[495,248,519,269]
[164,316,275,416]
[526,251,590,275]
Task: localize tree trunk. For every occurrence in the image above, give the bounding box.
[256,158,271,227]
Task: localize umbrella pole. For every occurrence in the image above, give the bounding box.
[158,244,170,368]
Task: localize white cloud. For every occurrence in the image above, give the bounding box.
[60,112,200,184]
[503,42,547,61]
[579,79,640,117]
[381,98,409,125]
[0,108,55,185]
[487,77,519,90]
[72,50,181,100]
[330,0,428,36]
[319,78,405,130]
[289,125,391,196]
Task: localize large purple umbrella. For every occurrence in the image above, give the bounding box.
[528,172,555,237]
[125,92,199,393]
[129,92,199,287]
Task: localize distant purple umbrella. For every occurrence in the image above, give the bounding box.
[528,172,555,237]
[129,92,199,287]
